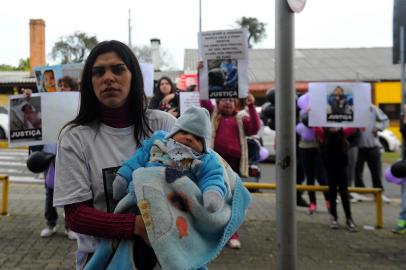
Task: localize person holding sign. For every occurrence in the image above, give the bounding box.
[23,76,80,240]
[53,40,176,269]
[314,127,358,232]
[202,93,261,249]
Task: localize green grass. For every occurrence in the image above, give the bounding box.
[382,151,401,164]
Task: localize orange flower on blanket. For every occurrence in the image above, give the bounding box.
[176,216,189,238]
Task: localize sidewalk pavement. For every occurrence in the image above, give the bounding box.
[0,183,405,270]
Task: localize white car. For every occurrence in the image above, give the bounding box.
[257,127,399,163]
[378,129,400,152]
[0,106,8,139]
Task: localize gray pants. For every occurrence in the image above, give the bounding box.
[355,146,383,189]
[346,146,358,186]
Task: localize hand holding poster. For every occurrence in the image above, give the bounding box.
[308,82,373,127]
[198,29,248,99]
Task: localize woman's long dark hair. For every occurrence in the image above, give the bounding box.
[64,40,151,145]
[150,76,176,106]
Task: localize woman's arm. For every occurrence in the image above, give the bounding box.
[200,100,214,115]
[64,201,136,239]
[243,98,261,136]
[65,201,150,244]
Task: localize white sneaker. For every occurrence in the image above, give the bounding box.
[228,239,241,249]
[381,194,391,204]
[40,226,57,237]
[65,229,78,240]
[353,193,371,202]
[349,193,359,203]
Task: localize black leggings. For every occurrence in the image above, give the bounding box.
[327,168,352,220]
[300,147,329,204]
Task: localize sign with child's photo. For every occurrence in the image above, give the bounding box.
[33,64,83,92]
[308,82,373,127]
[9,92,80,147]
[9,96,43,143]
[198,29,249,99]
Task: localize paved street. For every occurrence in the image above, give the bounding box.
[0,149,405,269]
[0,148,40,184]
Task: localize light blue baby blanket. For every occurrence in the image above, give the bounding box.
[85,162,251,270]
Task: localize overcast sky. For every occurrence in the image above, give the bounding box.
[0,0,394,70]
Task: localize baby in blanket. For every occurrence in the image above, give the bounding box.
[113,105,229,213]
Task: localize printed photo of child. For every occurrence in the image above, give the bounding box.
[326,86,354,123]
[43,69,56,92]
[9,96,42,143]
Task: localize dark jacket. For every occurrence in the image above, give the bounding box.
[317,128,350,170]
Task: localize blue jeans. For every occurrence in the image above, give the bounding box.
[400,182,406,220]
[45,186,58,227]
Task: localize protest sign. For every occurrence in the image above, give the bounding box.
[308,82,373,127]
[9,92,79,147]
[179,92,200,115]
[33,64,83,92]
[34,63,153,96]
[198,29,248,99]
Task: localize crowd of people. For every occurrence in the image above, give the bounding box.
[261,89,395,233]
[26,40,254,269]
[21,40,405,269]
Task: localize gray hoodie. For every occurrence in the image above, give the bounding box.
[358,105,389,148]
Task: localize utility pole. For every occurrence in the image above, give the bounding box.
[128,9,132,48]
[199,0,202,33]
[275,0,306,269]
[198,0,203,61]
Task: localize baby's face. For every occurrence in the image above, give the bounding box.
[172,131,203,153]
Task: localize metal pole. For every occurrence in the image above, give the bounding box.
[199,0,202,33]
[128,9,132,48]
[1,176,9,215]
[275,1,296,269]
[401,26,405,159]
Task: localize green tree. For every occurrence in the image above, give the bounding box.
[51,31,98,64]
[236,16,267,48]
[17,58,30,70]
[0,58,30,71]
[0,64,16,71]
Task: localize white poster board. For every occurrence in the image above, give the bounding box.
[198,29,249,99]
[9,92,80,147]
[140,63,154,97]
[308,82,373,127]
[179,92,201,115]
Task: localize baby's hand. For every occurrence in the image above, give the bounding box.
[203,190,224,213]
[112,174,128,201]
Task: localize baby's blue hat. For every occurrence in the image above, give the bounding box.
[166,106,211,153]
